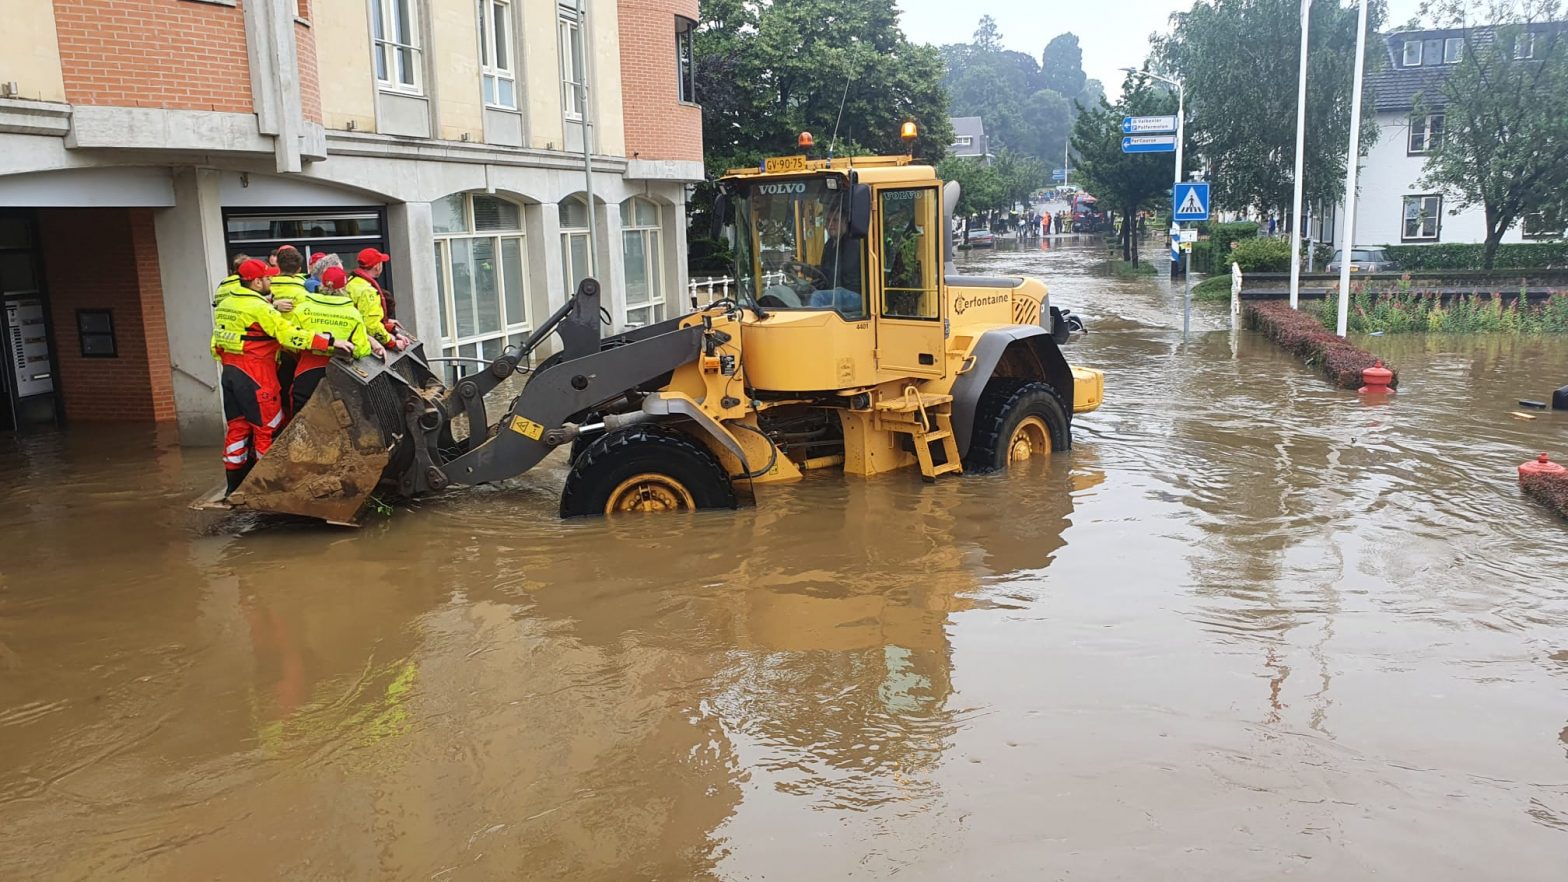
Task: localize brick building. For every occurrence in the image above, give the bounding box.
[0,0,702,440]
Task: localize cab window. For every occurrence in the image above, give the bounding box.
[733,177,867,319]
[879,188,939,320]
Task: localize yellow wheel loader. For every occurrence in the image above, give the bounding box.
[204,154,1104,525]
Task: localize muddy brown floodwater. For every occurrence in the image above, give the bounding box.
[3,238,1568,880]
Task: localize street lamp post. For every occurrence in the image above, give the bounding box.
[1125,68,1185,279]
[1288,0,1311,310]
[1336,0,1370,338]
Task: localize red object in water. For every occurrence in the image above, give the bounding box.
[1519,452,1567,481]
[1359,360,1394,394]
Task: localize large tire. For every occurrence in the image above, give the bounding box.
[963,379,1070,474]
[559,425,737,517]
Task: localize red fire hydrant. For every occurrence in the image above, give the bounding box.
[1519,452,1567,482]
[1359,360,1394,394]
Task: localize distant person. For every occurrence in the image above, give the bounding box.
[1267,215,1277,237]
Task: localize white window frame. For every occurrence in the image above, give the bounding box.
[1403,40,1422,66]
[371,0,424,94]
[433,194,530,369]
[1443,37,1463,63]
[559,8,586,122]
[1515,32,1536,59]
[1408,113,1444,154]
[620,198,666,327]
[478,0,517,109]
[675,16,697,104]
[560,196,594,297]
[1402,194,1442,241]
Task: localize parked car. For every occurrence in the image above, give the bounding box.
[1327,247,1398,273]
[966,227,995,249]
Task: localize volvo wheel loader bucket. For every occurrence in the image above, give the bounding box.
[226,346,439,526]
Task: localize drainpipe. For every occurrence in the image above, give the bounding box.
[576,0,597,282]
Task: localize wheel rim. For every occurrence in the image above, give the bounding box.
[604,473,697,514]
[1006,416,1052,464]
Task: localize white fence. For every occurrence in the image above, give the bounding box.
[686,272,786,308]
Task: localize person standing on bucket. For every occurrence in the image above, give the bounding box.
[211,258,353,497]
[287,266,385,416]
[344,248,406,351]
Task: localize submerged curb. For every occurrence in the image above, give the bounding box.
[1244,301,1399,391]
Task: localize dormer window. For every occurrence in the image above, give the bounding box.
[1403,40,1422,66]
[1444,37,1463,63]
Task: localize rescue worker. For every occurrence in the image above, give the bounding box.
[212,253,251,307]
[212,258,352,496]
[305,252,344,293]
[287,266,385,416]
[269,246,309,411]
[344,248,404,350]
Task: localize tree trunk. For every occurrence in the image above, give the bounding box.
[1483,206,1504,270]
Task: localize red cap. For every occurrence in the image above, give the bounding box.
[237,258,279,282]
[357,248,391,267]
[320,266,348,290]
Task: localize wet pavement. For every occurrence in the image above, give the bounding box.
[4,238,1568,880]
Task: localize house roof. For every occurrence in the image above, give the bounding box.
[949,116,985,139]
[1370,23,1561,112]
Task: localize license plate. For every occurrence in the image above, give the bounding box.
[763,155,808,173]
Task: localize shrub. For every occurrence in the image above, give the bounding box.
[1209,221,1259,254]
[1522,471,1568,522]
[1381,242,1568,271]
[1246,301,1398,390]
[1311,283,1568,334]
[1230,236,1293,273]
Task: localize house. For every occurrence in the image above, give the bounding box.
[0,0,702,440]
[1328,24,1562,252]
[948,116,991,162]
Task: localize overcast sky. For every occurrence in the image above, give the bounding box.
[896,0,1429,98]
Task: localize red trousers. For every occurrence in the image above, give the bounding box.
[220,354,284,485]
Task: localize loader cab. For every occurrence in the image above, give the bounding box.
[720,162,947,391]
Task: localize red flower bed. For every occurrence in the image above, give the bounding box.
[1522,472,1568,522]
[1245,301,1399,390]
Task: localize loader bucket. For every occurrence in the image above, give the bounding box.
[225,346,438,525]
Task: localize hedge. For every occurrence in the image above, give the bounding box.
[1246,301,1397,390]
[1522,471,1568,522]
[1382,242,1568,270]
[1229,237,1294,273]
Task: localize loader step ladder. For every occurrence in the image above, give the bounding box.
[875,388,963,481]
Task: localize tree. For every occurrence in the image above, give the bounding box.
[936,156,1003,216]
[1041,34,1087,99]
[1155,0,1385,218]
[1418,0,1568,266]
[1071,74,1181,264]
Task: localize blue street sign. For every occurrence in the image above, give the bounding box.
[1052,168,1068,181]
[1121,135,1177,154]
[1123,115,1178,135]
[1172,182,1210,222]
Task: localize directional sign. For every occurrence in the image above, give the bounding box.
[1121,135,1177,154]
[1172,182,1210,222]
[1052,168,1068,181]
[1123,115,1178,135]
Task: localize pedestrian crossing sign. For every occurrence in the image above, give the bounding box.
[1173,182,1210,222]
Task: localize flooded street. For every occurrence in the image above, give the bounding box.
[4,238,1568,880]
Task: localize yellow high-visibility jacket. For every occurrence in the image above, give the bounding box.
[343,272,394,344]
[211,289,325,360]
[211,274,244,307]
[290,290,372,360]
[269,273,309,312]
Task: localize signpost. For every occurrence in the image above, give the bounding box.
[1122,115,1178,135]
[1052,168,1068,182]
[1171,182,1211,340]
[1120,135,1177,154]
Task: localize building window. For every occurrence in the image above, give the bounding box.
[559,8,586,121]
[1403,40,1422,66]
[1444,37,1463,63]
[478,0,516,108]
[432,193,529,369]
[1515,32,1535,59]
[620,198,665,327]
[953,135,973,147]
[1408,113,1444,154]
[676,16,697,104]
[560,196,594,297]
[1523,207,1565,240]
[1402,194,1442,241]
[371,0,422,93]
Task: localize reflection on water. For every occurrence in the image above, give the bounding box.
[3,239,1568,879]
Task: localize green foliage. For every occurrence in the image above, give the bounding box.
[937,150,1043,216]
[1070,75,1180,263]
[1311,285,1568,334]
[1189,239,1215,273]
[1381,242,1568,271]
[1229,236,1293,273]
[1418,0,1568,267]
[1209,221,1260,253]
[941,20,1097,171]
[1193,274,1234,300]
[1155,0,1383,215]
[1109,259,1158,277]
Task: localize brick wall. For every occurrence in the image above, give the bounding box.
[618,0,702,162]
[38,209,176,424]
[53,0,254,112]
[296,15,321,123]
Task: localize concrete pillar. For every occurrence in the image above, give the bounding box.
[154,167,227,446]
[599,200,627,330]
[386,201,439,343]
[667,186,691,314]
[528,202,564,360]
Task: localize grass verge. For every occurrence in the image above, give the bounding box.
[1245,301,1398,390]
[1192,275,1231,301]
[1109,259,1157,277]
